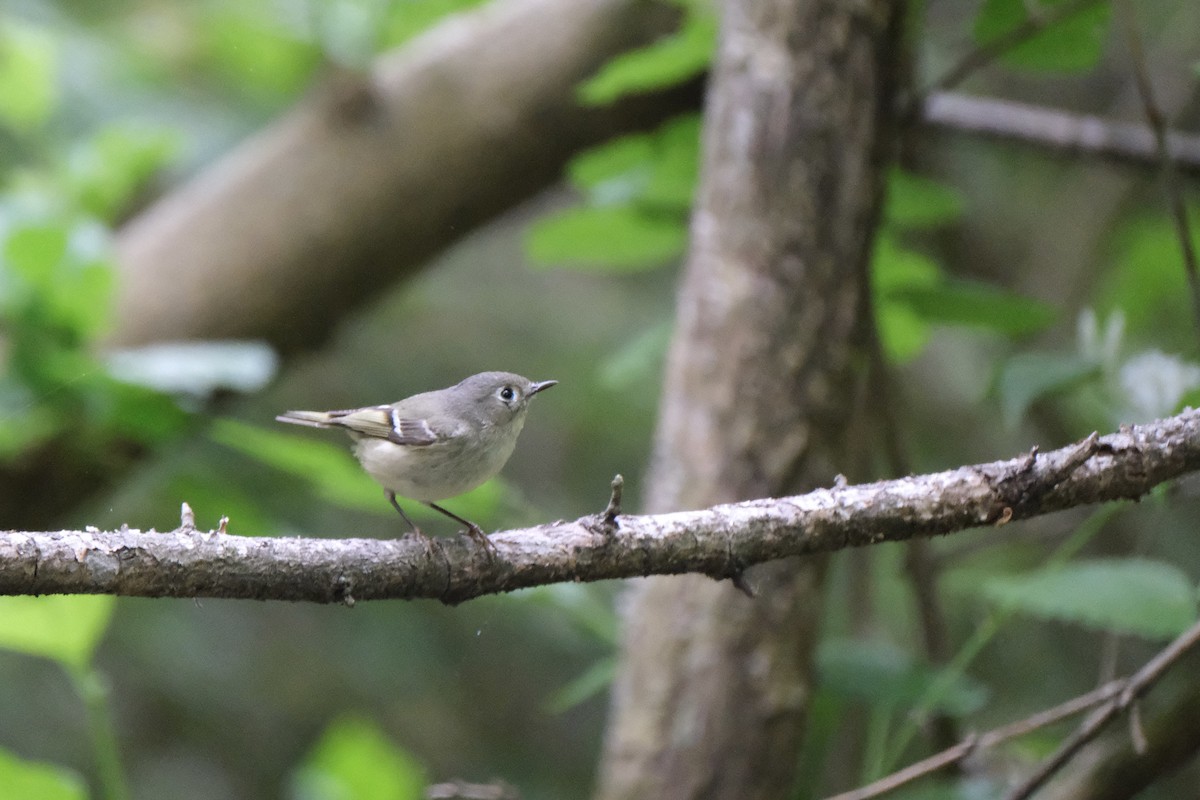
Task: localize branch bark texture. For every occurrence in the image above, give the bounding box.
[2,411,1197,603]
[594,2,904,799]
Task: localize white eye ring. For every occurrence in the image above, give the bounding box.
[499,386,516,402]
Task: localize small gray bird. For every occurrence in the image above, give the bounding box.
[276,371,557,549]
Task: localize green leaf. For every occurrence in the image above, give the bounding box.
[877,303,930,364]
[567,115,700,210]
[568,133,656,198]
[5,223,69,287]
[818,639,988,716]
[93,378,191,446]
[0,595,115,670]
[891,280,1057,336]
[976,559,1197,639]
[578,11,715,105]
[598,321,672,392]
[544,657,616,714]
[995,351,1100,427]
[873,236,942,292]
[210,419,392,514]
[3,219,114,340]
[65,123,180,221]
[884,169,964,229]
[0,747,85,800]
[0,22,59,131]
[520,583,619,644]
[381,0,490,49]
[292,715,425,800]
[973,0,1111,73]
[200,8,322,99]
[872,236,941,362]
[526,206,686,271]
[640,115,701,208]
[1100,208,1200,351]
[0,383,57,459]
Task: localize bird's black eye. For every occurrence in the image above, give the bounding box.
[499,386,516,402]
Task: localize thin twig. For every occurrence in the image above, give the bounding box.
[1004,619,1200,800]
[1116,0,1200,339]
[923,92,1200,172]
[827,616,1200,800]
[825,681,1125,800]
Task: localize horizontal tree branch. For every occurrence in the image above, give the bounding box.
[3,409,1199,605]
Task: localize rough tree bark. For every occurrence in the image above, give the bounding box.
[595,1,904,799]
[7,410,1199,603]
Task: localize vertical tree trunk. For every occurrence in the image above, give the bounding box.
[594,1,903,798]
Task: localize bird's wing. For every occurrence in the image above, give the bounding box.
[325,405,443,446]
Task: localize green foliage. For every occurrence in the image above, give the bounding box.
[974,559,1197,639]
[522,584,620,712]
[521,584,619,645]
[211,419,503,524]
[577,4,715,105]
[598,321,673,392]
[995,351,1101,428]
[973,0,1111,72]
[210,418,392,513]
[1099,208,1200,351]
[568,114,700,208]
[883,170,964,230]
[0,595,114,671]
[874,171,1055,363]
[3,220,112,344]
[381,0,491,49]
[60,124,181,222]
[197,7,324,97]
[872,237,941,361]
[0,21,58,132]
[872,247,1056,362]
[0,15,196,469]
[0,747,86,800]
[526,114,698,272]
[818,638,988,716]
[168,469,274,536]
[891,279,1056,336]
[0,207,191,458]
[526,206,687,271]
[291,715,426,800]
[544,656,617,714]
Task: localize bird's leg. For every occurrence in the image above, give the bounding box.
[427,502,497,557]
[387,491,437,556]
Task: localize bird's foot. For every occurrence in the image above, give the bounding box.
[410,529,441,558]
[466,523,498,559]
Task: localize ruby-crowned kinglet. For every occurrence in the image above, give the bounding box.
[276,371,557,548]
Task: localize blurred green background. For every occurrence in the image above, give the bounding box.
[2,0,1200,798]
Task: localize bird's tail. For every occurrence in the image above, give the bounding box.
[275,410,337,429]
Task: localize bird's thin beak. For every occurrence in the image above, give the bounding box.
[529,380,558,396]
